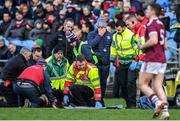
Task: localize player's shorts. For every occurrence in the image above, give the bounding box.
[140,61,167,74]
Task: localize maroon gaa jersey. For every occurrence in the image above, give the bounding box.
[143,18,166,63]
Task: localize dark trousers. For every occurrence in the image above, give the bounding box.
[113,68,121,98]
[69,85,95,107]
[97,65,110,97]
[13,80,42,107]
[0,83,18,107]
[115,64,138,108]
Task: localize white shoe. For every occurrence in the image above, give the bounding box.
[153,101,164,118]
[160,112,170,120]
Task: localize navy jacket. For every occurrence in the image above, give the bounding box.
[87,30,112,65]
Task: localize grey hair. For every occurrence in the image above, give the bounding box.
[64,18,74,25]
[20,47,31,55]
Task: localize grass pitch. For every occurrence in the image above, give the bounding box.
[0,98,179,120]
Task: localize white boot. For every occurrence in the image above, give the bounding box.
[153,101,164,118]
[160,111,170,120]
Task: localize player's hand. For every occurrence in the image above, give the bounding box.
[98,28,106,37]
[52,99,58,108]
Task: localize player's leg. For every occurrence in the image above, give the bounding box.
[139,72,154,97]
[152,73,170,120]
[139,62,164,118]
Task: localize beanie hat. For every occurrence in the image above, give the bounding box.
[65,31,78,43]
[35,39,43,47]
[84,5,91,11]
[53,46,63,54]
[35,19,43,25]
[96,15,107,28]
[26,20,34,27]
[36,58,47,66]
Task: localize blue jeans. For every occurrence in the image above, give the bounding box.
[97,65,110,97]
[13,81,42,107]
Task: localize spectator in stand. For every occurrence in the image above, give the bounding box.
[0,36,8,60]
[53,0,64,12]
[82,21,94,42]
[73,23,82,40]
[80,5,93,24]
[0,0,17,19]
[29,19,44,41]
[24,20,34,40]
[107,21,116,34]
[103,11,110,23]
[130,0,143,11]
[5,10,27,41]
[19,3,32,19]
[58,10,66,25]
[65,4,78,22]
[29,0,44,20]
[7,42,22,59]
[123,0,131,12]
[0,11,12,36]
[92,0,103,9]
[45,1,58,18]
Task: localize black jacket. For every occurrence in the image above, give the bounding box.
[0,45,8,60]
[50,30,74,64]
[0,21,11,36]
[1,54,28,81]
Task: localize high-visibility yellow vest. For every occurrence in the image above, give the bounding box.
[66,62,100,91]
[111,28,139,64]
[46,56,69,90]
[73,41,98,64]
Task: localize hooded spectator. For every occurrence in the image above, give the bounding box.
[29,19,45,40]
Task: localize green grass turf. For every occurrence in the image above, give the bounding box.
[0,98,179,120]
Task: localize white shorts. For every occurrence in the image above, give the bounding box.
[140,62,167,74]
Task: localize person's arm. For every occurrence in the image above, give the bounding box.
[88,67,102,102]
[110,34,118,63]
[81,44,94,64]
[63,64,75,95]
[87,31,101,48]
[140,32,158,50]
[4,20,14,38]
[43,71,56,103]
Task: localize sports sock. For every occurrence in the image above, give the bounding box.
[149,94,161,106]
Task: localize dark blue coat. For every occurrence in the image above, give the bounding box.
[87,30,112,65]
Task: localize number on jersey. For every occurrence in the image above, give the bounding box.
[160,29,165,45]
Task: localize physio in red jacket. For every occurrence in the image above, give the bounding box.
[13,58,57,107]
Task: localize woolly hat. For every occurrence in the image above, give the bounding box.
[65,31,78,43]
[34,39,43,47]
[36,58,47,66]
[96,16,107,28]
